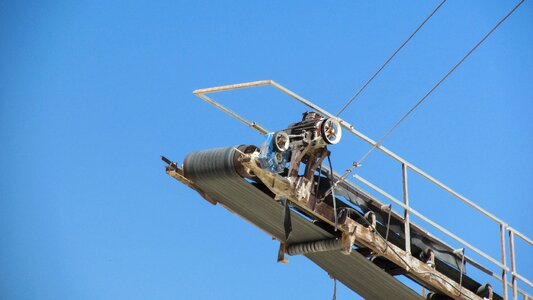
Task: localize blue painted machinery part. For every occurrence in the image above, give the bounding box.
[258,132,289,173]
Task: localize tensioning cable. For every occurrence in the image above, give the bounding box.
[338,0,525,184]
[336,0,447,117]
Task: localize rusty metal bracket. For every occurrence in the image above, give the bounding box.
[162,155,218,205]
[277,242,288,264]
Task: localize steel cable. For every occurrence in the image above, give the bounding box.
[341,0,525,180]
[336,0,447,117]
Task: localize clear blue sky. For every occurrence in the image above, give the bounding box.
[1,1,531,299]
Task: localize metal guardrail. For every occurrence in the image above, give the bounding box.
[192,80,532,299]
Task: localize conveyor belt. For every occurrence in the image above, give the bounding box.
[184,146,425,300]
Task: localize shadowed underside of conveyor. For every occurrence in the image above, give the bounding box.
[182,146,424,300]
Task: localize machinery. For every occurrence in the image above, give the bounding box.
[164,111,502,300]
[245,111,344,242]
[257,111,341,209]
[258,111,342,178]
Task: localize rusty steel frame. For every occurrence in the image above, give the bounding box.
[237,150,482,300]
[192,80,532,299]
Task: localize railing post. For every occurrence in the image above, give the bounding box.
[509,229,517,300]
[501,224,508,300]
[402,163,411,255]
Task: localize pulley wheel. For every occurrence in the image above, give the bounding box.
[273,131,290,152]
[320,118,342,144]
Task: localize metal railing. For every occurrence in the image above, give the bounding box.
[192,80,532,299]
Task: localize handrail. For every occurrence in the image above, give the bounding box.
[354,174,533,298]
[508,226,533,246]
[192,80,532,299]
[353,174,508,271]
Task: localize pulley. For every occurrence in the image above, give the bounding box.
[273,131,290,152]
[320,117,342,144]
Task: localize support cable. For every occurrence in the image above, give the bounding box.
[336,0,447,117]
[339,0,525,181]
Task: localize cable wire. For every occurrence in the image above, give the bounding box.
[336,0,447,117]
[345,0,525,176]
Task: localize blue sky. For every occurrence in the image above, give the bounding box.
[1,1,532,299]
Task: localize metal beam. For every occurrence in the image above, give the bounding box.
[402,163,411,254]
[501,224,509,300]
[509,230,517,300]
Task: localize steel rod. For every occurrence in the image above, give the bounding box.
[508,227,533,246]
[193,80,273,94]
[501,224,509,300]
[354,174,509,271]
[509,230,517,299]
[513,273,533,289]
[194,93,269,134]
[402,163,411,254]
